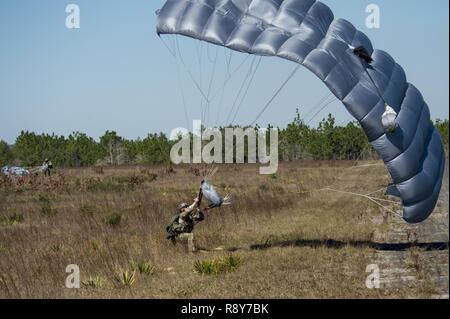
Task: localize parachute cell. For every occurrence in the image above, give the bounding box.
[156,0,446,223]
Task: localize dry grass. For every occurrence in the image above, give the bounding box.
[0,162,444,298]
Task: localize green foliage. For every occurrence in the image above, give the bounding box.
[134,133,173,164]
[0,140,14,167]
[435,119,449,152]
[0,213,24,226]
[66,132,103,167]
[6,113,448,167]
[116,270,136,288]
[82,276,105,289]
[194,254,242,275]
[130,260,155,276]
[50,243,65,253]
[221,254,242,271]
[104,213,122,227]
[100,131,125,165]
[194,259,221,275]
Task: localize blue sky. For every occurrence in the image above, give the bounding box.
[0,0,448,144]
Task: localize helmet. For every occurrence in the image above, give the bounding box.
[179,203,189,210]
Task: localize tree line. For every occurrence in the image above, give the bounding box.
[0,112,448,168]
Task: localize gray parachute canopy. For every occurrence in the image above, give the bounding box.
[156,0,446,224]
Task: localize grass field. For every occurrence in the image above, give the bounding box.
[0,161,448,298]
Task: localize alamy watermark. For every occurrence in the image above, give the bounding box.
[66,4,80,29]
[170,120,279,175]
[65,264,80,289]
[366,4,381,29]
[365,264,381,289]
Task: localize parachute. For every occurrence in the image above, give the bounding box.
[1,166,30,177]
[156,0,446,223]
[201,180,230,208]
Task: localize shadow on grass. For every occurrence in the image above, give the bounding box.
[227,239,449,252]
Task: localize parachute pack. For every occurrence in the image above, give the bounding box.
[1,166,30,177]
[156,0,446,224]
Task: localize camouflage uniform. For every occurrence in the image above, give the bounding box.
[167,201,204,252]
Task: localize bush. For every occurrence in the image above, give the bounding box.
[104,213,122,227]
[82,276,105,289]
[0,213,24,226]
[194,254,242,275]
[115,270,136,288]
[194,259,221,275]
[131,261,155,276]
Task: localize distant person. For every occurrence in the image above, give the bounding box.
[166,197,205,253]
[42,158,53,176]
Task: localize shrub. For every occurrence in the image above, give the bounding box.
[131,261,155,276]
[221,254,242,271]
[0,213,24,226]
[50,243,65,253]
[116,270,136,288]
[104,213,122,227]
[194,259,221,275]
[194,254,242,275]
[82,276,105,289]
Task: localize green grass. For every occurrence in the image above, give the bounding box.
[0,213,24,226]
[116,270,136,288]
[82,276,105,289]
[131,261,155,276]
[103,213,122,227]
[194,254,242,275]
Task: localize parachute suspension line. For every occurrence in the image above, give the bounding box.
[225,56,261,125]
[204,45,219,127]
[159,36,190,128]
[213,53,250,127]
[224,48,233,77]
[196,40,205,123]
[158,35,177,57]
[231,56,262,125]
[250,64,301,127]
[173,36,211,106]
[211,54,250,102]
[301,92,333,121]
[175,53,191,129]
[320,188,403,218]
[306,96,337,125]
[212,54,250,127]
[225,56,258,125]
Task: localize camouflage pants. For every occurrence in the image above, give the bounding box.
[176,233,196,253]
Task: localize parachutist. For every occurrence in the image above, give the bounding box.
[166,197,205,253]
[166,179,230,251]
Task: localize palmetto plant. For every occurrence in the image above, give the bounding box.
[116,270,136,288]
[194,254,243,276]
[221,254,242,271]
[82,276,105,289]
[194,259,220,275]
[131,261,155,276]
